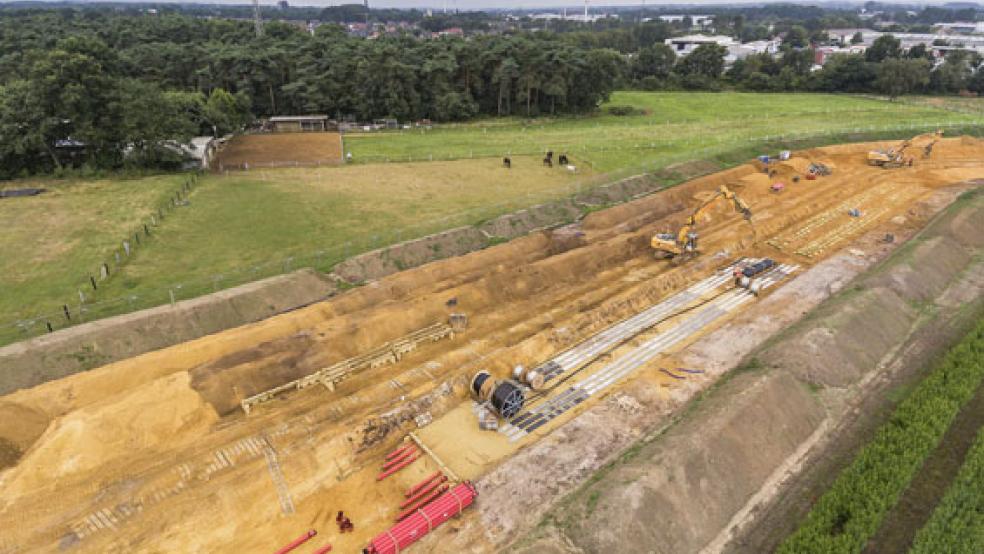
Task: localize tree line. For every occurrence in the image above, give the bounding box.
[3,6,984,178]
[0,9,620,177]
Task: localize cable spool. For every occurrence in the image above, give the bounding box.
[524,370,545,391]
[470,371,525,419]
[471,370,495,401]
[490,381,525,419]
[511,365,545,390]
[511,365,525,381]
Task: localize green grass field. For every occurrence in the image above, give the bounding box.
[1,91,983,345]
[345,92,982,173]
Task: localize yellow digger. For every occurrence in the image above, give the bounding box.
[651,185,754,261]
[867,130,943,168]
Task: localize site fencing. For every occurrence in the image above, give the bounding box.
[3,121,984,347]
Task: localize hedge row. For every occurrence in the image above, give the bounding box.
[779,318,984,554]
[909,426,984,554]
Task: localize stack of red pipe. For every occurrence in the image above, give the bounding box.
[365,482,478,554]
[377,444,420,481]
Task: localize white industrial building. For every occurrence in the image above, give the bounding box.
[665,35,781,65]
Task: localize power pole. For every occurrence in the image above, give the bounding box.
[584,0,588,20]
[252,0,263,37]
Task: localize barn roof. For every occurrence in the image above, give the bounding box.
[269,115,329,122]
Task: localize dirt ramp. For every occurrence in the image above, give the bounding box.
[1,372,216,499]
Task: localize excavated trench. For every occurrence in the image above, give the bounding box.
[0,139,982,553]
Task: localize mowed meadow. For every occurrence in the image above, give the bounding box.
[343,92,981,172]
[1,91,983,344]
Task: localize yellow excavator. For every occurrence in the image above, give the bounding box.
[651,184,754,260]
[867,130,943,168]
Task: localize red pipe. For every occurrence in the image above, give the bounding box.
[311,545,332,554]
[274,530,317,554]
[376,452,420,481]
[395,484,449,521]
[405,471,442,498]
[385,443,413,461]
[401,475,448,508]
[381,447,417,470]
[367,482,478,554]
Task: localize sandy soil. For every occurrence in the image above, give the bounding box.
[1,138,983,553]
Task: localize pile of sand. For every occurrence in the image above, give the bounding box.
[1,372,217,499]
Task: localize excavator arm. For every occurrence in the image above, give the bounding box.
[651,185,754,259]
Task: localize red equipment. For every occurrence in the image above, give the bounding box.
[382,447,417,470]
[376,452,420,481]
[401,475,448,508]
[385,444,413,461]
[366,482,478,554]
[405,471,443,498]
[274,530,317,554]
[396,484,450,522]
[312,545,333,554]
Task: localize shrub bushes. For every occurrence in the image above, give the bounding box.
[779,319,984,553]
[909,427,984,554]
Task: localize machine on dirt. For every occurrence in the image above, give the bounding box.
[651,185,754,261]
[867,130,943,168]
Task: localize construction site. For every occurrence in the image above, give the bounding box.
[1,134,983,554]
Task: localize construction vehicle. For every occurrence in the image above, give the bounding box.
[733,258,776,295]
[867,130,943,168]
[651,185,754,261]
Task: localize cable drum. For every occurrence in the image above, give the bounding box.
[490,381,525,419]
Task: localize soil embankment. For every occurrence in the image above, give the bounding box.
[505,187,984,554]
[0,269,336,396]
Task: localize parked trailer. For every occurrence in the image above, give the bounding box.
[366,482,478,554]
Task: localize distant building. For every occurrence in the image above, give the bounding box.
[813,45,867,66]
[828,28,984,57]
[666,34,735,56]
[666,35,781,65]
[657,14,714,29]
[268,115,330,132]
[277,0,289,9]
[935,21,984,35]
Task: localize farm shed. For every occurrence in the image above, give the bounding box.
[268,115,331,132]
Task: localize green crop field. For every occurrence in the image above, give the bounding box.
[344,92,984,173]
[779,318,984,554]
[1,91,983,345]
